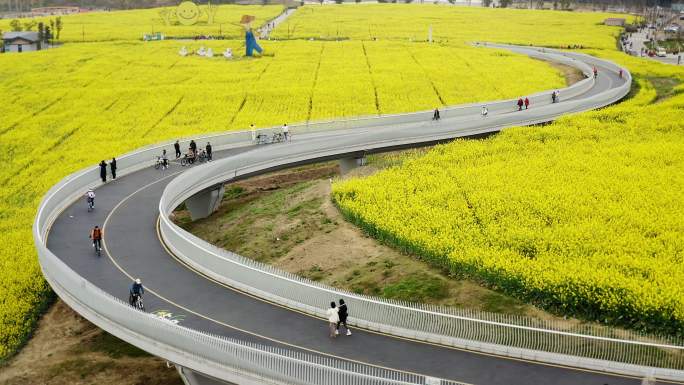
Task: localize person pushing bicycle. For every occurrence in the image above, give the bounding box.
[129,278,144,308]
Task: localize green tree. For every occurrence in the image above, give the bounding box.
[23,20,37,31]
[55,17,63,40]
[499,0,512,7]
[481,0,492,7]
[37,22,44,49]
[9,19,22,32]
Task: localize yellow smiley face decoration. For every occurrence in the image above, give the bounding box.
[176,1,200,26]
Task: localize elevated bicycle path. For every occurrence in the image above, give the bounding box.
[37,45,681,385]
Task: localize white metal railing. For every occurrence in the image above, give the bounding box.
[33,156,467,385]
[33,44,682,384]
[156,50,679,379]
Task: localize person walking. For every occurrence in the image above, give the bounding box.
[99,160,107,183]
[481,106,488,118]
[524,97,530,110]
[250,123,256,142]
[110,157,117,180]
[593,66,598,79]
[517,98,523,111]
[282,123,289,142]
[551,91,557,104]
[432,108,440,121]
[206,142,212,161]
[174,140,181,158]
[189,140,197,156]
[336,299,352,336]
[129,278,144,307]
[618,68,623,79]
[326,302,339,338]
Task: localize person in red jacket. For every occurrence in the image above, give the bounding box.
[90,225,103,253]
[524,97,530,109]
[517,98,523,111]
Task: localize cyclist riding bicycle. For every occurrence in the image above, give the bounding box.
[90,225,103,253]
[85,189,96,210]
[129,278,144,307]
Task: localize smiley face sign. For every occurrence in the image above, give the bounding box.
[176,1,200,26]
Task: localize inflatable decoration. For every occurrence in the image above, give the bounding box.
[241,15,263,57]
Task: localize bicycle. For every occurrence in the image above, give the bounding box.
[180,156,194,166]
[93,239,102,257]
[132,294,144,311]
[256,133,270,145]
[153,156,164,170]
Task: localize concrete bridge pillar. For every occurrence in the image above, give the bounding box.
[185,184,225,221]
[339,156,367,175]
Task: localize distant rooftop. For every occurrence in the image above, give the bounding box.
[3,31,40,42]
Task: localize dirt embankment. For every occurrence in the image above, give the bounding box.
[0,300,182,385]
[176,162,547,315]
[547,60,586,86]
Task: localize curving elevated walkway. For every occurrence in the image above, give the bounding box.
[35,44,683,385]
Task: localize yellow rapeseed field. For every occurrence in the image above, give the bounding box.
[273,4,630,50]
[333,53,684,335]
[0,5,284,42]
[0,4,588,359]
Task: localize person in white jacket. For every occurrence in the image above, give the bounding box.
[326,302,339,338]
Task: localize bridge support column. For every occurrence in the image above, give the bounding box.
[339,156,367,175]
[185,184,225,221]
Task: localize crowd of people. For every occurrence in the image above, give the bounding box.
[174,139,213,166]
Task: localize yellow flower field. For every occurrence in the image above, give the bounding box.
[333,53,684,335]
[0,4,586,359]
[273,3,630,50]
[0,5,284,42]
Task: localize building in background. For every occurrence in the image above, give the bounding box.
[604,18,626,26]
[30,6,80,16]
[2,31,40,52]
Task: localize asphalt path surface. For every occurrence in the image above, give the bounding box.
[45,59,660,385]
